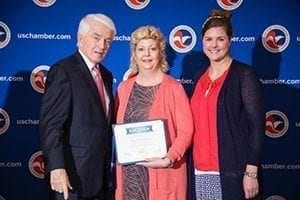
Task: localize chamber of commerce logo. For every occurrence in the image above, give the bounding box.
[33,0,56,7]
[28,151,44,179]
[216,0,243,10]
[125,0,150,10]
[0,108,10,135]
[30,65,50,93]
[266,195,286,200]
[0,21,11,49]
[265,110,289,138]
[169,25,196,53]
[262,25,290,53]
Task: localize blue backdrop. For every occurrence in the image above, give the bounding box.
[1,0,299,199]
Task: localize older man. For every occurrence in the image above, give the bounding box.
[39,13,116,200]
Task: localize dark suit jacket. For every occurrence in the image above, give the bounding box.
[39,51,114,197]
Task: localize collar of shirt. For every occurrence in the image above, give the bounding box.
[78,49,110,111]
[78,49,97,77]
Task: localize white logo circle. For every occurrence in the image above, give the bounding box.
[217,0,243,10]
[169,25,196,53]
[0,108,10,135]
[28,151,45,179]
[0,21,11,49]
[33,0,56,7]
[30,65,50,93]
[265,110,289,138]
[262,25,290,53]
[124,0,150,10]
[266,195,286,200]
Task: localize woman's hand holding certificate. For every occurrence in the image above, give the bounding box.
[136,157,173,168]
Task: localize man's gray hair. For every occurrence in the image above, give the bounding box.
[77,13,116,37]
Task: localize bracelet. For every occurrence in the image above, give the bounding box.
[244,171,258,179]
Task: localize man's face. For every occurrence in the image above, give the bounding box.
[78,22,114,64]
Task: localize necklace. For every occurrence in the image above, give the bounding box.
[204,83,213,97]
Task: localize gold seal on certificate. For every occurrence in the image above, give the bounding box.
[113,119,167,165]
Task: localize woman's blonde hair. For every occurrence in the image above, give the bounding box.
[129,25,169,73]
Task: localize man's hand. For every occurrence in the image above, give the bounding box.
[50,168,73,200]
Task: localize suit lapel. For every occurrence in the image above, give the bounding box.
[74,52,107,118]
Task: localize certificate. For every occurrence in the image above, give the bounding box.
[113,119,167,165]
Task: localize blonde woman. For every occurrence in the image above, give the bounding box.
[115,26,194,200]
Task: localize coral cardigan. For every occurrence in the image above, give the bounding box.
[115,74,194,200]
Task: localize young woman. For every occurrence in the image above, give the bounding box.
[190,9,264,200]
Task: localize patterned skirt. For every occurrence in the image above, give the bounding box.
[194,169,223,200]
